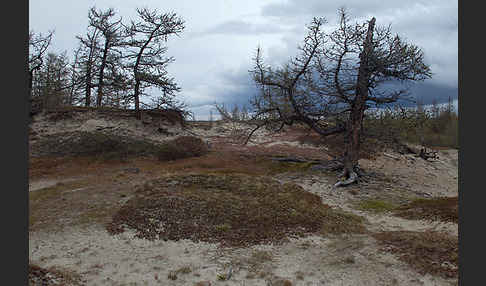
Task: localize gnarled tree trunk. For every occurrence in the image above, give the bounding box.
[336,17,376,187]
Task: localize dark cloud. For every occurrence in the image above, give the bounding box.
[256,0,457,111]
[408,82,458,105]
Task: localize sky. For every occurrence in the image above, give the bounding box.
[29,0,458,119]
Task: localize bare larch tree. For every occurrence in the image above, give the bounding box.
[66,46,84,106]
[250,9,431,186]
[30,51,72,110]
[124,8,185,118]
[88,7,124,107]
[29,30,53,98]
[76,10,102,107]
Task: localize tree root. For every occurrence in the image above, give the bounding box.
[273,157,365,188]
[333,164,367,188]
[333,170,359,188]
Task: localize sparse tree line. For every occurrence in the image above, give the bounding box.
[30,6,456,187]
[29,6,185,118]
[363,97,458,149]
[213,103,251,122]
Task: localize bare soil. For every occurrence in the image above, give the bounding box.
[29,110,458,286]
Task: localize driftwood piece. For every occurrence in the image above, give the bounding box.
[395,142,439,161]
[383,152,400,160]
[419,147,439,161]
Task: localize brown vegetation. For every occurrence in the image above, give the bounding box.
[29,263,84,286]
[31,131,160,159]
[31,130,207,163]
[394,196,458,223]
[373,230,458,278]
[106,174,366,246]
[157,136,209,161]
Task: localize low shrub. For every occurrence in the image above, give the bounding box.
[32,132,209,162]
[157,136,209,161]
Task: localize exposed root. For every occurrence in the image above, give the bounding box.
[333,171,358,188]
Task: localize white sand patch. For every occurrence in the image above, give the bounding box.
[29,227,457,286]
[30,227,222,286]
[29,178,81,192]
[29,179,59,192]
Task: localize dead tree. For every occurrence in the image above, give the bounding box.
[250,9,431,187]
[124,8,185,118]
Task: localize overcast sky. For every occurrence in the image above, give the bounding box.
[29,0,458,119]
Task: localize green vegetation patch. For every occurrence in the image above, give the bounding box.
[267,160,315,174]
[393,196,458,223]
[373,230,458,278]
[107,174,366,246]
[356,199,398,213]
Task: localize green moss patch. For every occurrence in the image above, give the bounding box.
[107,174,366,246]
[355,199,398,213]
[393,196,458,223]
[373,230,458,278]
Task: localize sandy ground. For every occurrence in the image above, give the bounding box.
[30,227,456,286]
[29,114,458,286]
